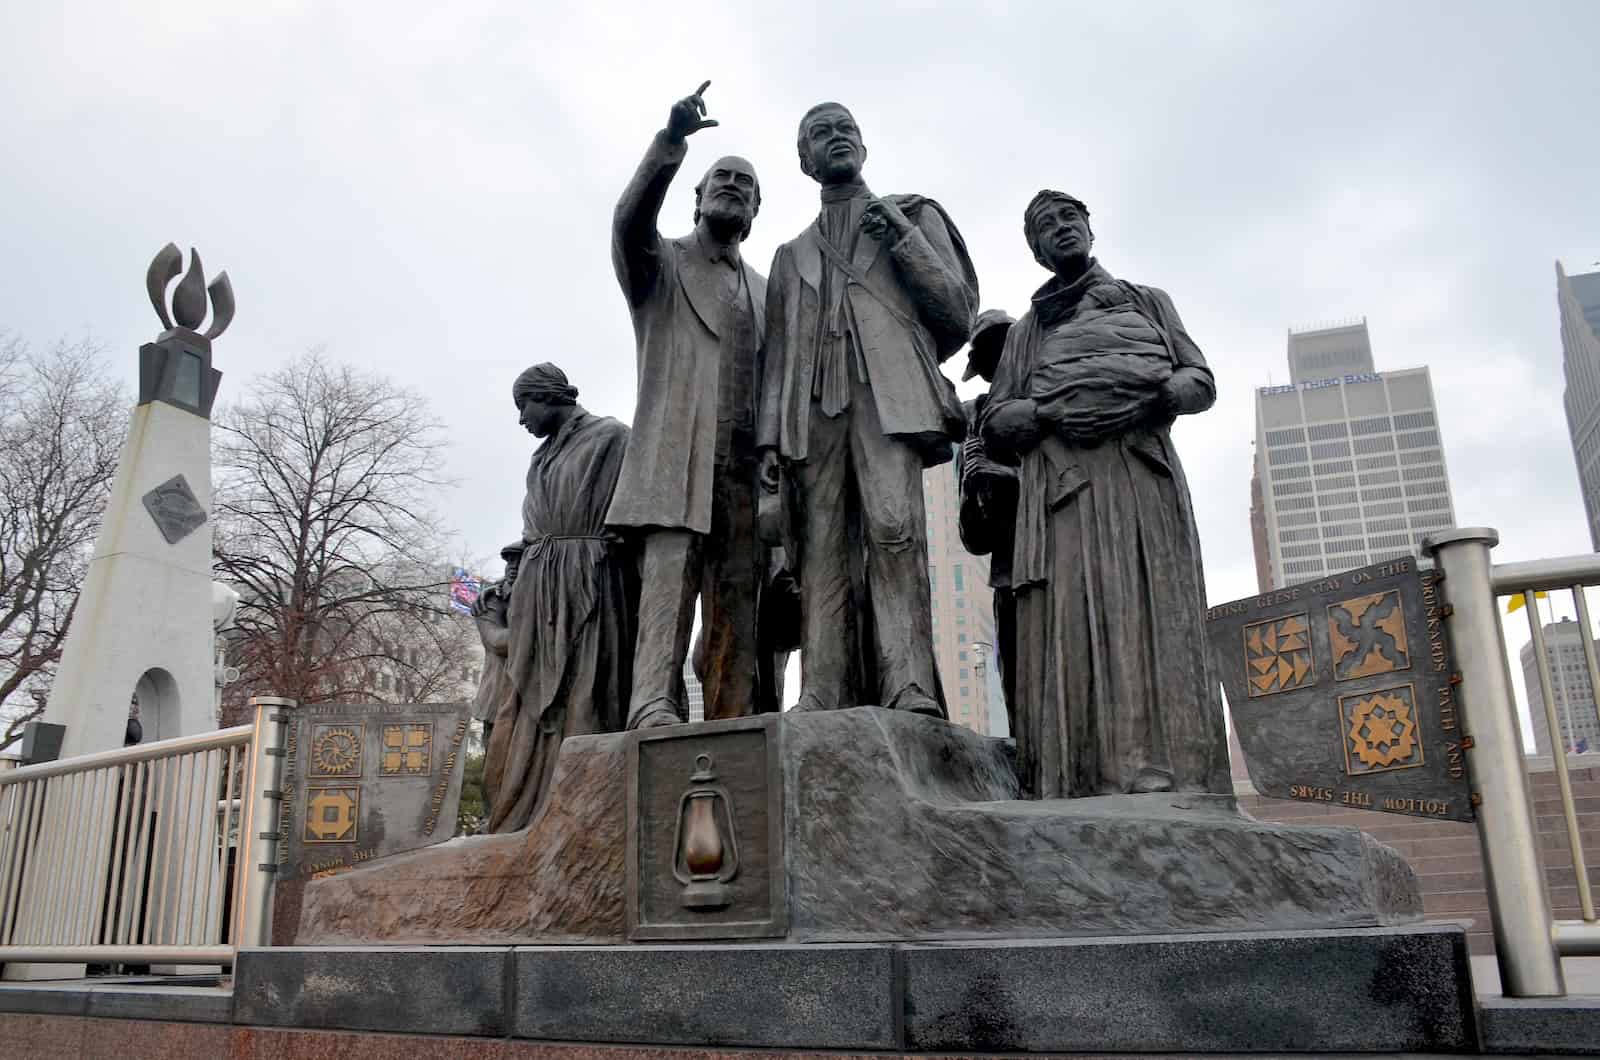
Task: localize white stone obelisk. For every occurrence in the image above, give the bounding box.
[43,244,233,757]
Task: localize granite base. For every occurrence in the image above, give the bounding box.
[233,925,1475,1052]
[16,924,1597,1054]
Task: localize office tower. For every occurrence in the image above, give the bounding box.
[1557,263,1600,550]
[923,461,1002,737]
[1519,618,1600,756]
[1251,321,1457,588]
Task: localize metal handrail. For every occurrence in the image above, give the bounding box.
[1426,529,1600,999]
[0,724,252,785]
[1491,554,1600,595]
[0,696,289,967]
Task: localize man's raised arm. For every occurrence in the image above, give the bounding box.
[612,81,720,307]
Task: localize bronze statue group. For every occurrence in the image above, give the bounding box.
[472,84,1230,833]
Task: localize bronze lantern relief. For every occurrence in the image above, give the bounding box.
[671,753,739,910]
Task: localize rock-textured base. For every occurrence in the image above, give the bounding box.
[297,735,626,944]
[298,706,1419,945]
[784,708,1420,940]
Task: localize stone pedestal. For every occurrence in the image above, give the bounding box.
[227,925,1477,1052]
[297,707,1419,945]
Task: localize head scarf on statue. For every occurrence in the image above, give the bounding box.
[1023,189,1093,272]
[511,363,579,408]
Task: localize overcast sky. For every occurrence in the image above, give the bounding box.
[4,2,1598,721]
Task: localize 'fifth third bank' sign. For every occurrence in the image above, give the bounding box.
[1206,556,1473,822]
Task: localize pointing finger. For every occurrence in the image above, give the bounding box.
[696,80,711,96]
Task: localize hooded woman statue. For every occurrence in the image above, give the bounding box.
[482,364,638,832]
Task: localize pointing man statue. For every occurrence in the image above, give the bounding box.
[606,82,772,728]
[756,102,978,715]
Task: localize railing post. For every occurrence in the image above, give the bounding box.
[1424,528,1566,997]
[234,695,292,950]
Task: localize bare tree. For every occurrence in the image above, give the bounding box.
[212,352,470,723]
[0,335,127,751]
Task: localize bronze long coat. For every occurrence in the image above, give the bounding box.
[755,193,976,468]
[605,131,767,534]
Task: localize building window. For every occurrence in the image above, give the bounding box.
[1396,429,1439,449]
[1265,428,1307,445]
[1353,435,1396,455]
[1392,411,1436,430]
[1268,446,1308,466]
[1350,416,1392,435]
[953,564,964,591]
[959,650,968,661]
[957,633,967,643]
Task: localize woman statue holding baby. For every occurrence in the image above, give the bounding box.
[977,190,1230,800]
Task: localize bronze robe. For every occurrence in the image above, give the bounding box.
[484,411,635,833]
[982,264,1229,798]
